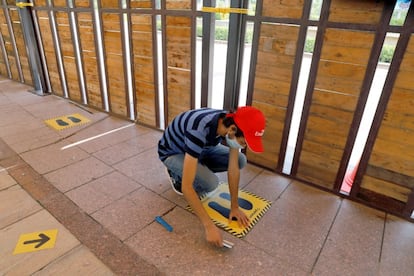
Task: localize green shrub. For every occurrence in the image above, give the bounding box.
[379,45,395,63]
[195,26,253,44]
[304,38,315,53]
[196,25,202,37]
[215,26,228,41]
[244,28,253,44]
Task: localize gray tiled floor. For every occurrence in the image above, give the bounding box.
[1,77,414,275]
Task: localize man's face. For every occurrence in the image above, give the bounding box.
[227,125,247,149]
[235,135,247,149]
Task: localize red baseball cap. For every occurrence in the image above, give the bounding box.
[227,106,266,153]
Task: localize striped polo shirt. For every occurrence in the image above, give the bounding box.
[158,108,225,162]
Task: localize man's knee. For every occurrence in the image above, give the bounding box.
[194,173,219,194]
[239,153,247,169]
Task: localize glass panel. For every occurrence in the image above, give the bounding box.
[210,17,229,109]
[390,0,411,26]
[238,21,253,107]
[340,33,399,194]
[283,27,315,174]
[309,0,323,21]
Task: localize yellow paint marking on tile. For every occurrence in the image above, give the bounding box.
[44,113,90,131]
[13,229,58,255]
[187,182,271,238]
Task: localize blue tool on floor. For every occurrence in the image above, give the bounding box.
[155,216,173,232]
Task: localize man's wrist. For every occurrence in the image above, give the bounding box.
[203,220,216,229]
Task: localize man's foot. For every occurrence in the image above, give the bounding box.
[166,169,183,195]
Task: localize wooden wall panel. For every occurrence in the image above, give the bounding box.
[55,12,81,102]
[101,0,119,8]
[33,0,47,6]
[131,0,152,9]
[166,0,191,10]
[0,9,8,76]
[165,16,192,123]
[0,8,18,81]
[36,11,63,96]
[262,0,303,18]
[131,14,156,126]
[0,39,6,76]
[102,13,127,117]
[77,12,102,109]
[74,0,90,8]
[361,175,411,202]
[297,29,374,188]
[361,35,414,203]
[248,23,299,169]
[329,0,383,24]
[53,0,67,7]
[9,9,32,85]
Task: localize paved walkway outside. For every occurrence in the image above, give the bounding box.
[1,76,413,275]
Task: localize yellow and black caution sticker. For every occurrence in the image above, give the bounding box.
[187,182,271,238]
[45,113,90,131]
[13,229,58,254]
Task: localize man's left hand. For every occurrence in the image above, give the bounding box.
[228,207,250,228]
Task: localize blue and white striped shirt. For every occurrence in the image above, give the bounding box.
[158,108,225,161]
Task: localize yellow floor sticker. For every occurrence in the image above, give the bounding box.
[44,113,90,131]
[13,229,58,255]
[187,182,271,238]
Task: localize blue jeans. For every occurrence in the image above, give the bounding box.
[163,144,247,195]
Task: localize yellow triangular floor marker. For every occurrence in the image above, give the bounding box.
[187,182,271,238]
[45,113,90,131]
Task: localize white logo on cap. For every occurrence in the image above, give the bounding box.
[255,130,264,137]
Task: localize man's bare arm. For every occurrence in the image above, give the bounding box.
[181,153,223,247]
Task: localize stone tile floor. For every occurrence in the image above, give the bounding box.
[1,76,413,275]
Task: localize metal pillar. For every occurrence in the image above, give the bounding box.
[223,0,247,110]
[16,0,47,95]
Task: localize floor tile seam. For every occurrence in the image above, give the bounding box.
[378,213,387,262]
[105,145,159,169]
[35,243,86,273]
[0,207,44,231]
[66,182,146,217]
[309,198,344,274]
[240,238,312,274]
[52,158,149,196]
[2,138,161,275]
[271,177,294,202]
[106,163,162,193]
[58,168,117,194]
[121,204,180,243]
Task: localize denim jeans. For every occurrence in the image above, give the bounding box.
[163,144,247,195]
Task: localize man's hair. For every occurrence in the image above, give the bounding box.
[222,112,244,137]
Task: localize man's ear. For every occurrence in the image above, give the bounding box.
[227,125,237,137]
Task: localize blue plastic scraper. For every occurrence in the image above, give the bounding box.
[155,216,173,232]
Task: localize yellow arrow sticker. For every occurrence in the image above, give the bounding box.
[13,229,58,255]
[44,113,90,131]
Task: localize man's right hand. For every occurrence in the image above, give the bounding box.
[205,223,223,247]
